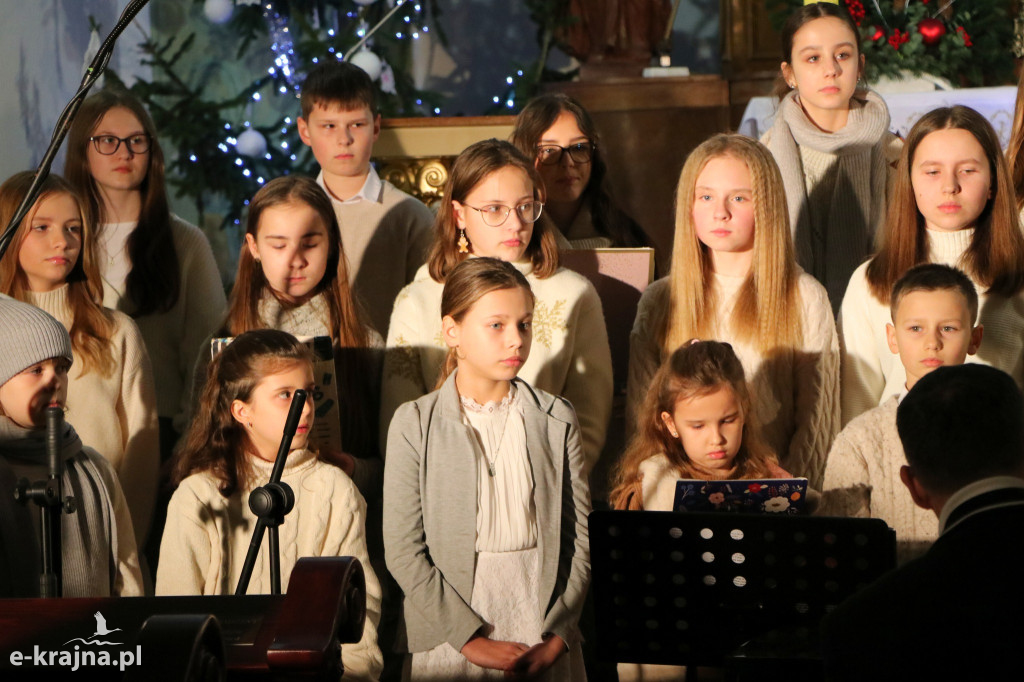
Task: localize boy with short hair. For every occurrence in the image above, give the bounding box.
[0,295,144,597]
[822,263,983,563]
[297,61,434,337]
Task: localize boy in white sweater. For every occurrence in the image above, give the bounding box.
[823,264,982,563]
[297,61,433,337]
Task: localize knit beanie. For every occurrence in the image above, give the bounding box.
[0,294,73,387]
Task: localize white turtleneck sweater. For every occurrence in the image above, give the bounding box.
[25,285,160,550]
[156,448,383,681]
[380,261,613,477]
[839,228,1024,424]
[627,270,839,488]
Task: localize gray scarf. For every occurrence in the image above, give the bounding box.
[0,417,119,597]
[766,90,892,312]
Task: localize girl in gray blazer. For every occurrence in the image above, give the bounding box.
[383,258,591,680]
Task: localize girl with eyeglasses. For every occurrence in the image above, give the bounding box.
[64,89,226,467]
[380,139,612,479]
[511,93,650,250]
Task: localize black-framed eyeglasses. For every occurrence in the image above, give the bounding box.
[89,134,152,156]
[535,142,594,166]
[462,200,544,227]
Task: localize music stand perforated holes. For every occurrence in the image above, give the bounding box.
[731,552,745,564]
[700,528,714,540]
[702,551,715,563]
[669,527,683,539]
[733,576,747,587]
[730,529,744,540]
[703,575,717,586]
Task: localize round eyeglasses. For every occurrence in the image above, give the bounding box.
[89,134,152,156]
[462,200,544,227]
[535,142,594,166]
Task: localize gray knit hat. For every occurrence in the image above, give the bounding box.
[0,294,73,387]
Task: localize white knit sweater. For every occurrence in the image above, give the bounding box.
[839,228,1024,424]
[627,271,839,488]
[318,171,434,338]
[100,216,226,433]
[25,285,160,550]
[820,396,937,564]
[381,261,613,476]
[156,448,383,681]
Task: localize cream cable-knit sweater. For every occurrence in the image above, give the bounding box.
[100,216,226,435]
[25,285,159,550]
[627,271,839,488]
[839,228,1024,424]
[156,448,383,681]
[318,171,434,338]
[820,396,937,564]
[381,261,613,476]
[190,293,384,499]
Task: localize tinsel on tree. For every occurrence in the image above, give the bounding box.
[771,0,1016,87]
[109,0,443,229]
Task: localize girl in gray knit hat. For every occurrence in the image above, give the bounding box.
[0,294,144,597]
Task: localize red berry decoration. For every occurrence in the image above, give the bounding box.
[918,17,947,47]
[871,25,885,42]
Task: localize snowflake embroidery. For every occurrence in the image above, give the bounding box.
[384,337,422,386]
[531,299,568,348]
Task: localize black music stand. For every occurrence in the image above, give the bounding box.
[589,510,896,677]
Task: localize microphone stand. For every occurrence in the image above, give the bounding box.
[235,389,306,596]
[0,0,152,261]
[14,406,77,598]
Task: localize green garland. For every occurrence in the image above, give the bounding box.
[771,0,1016,87]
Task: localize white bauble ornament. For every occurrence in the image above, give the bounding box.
[352,0,378,6]
[348,49,382,81]
[236,128,268,157]
[204,0,234,24]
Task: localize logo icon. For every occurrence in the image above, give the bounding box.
[63,612,123,647]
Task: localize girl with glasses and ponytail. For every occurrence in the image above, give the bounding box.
[64,88,226,465]
[381,139,613,481]
[511,93,650,250]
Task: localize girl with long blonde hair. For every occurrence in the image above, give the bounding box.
[0,171,159,551]
[628,133,839,487]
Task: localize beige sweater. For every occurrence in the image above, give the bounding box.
[156,448,383,681]
[100,216,226,433]
[627,271,839,488]
[318,171,434,338]
[26,286,160,549]
[820,396,937,564]
[839,228,1024,424]
[381,261,613,476]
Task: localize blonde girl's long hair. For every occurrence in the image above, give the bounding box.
[663,134,802,355]
[867,105,1024,302]
[173,329,313,497]
[609,340,779,509]
[427,139,558,283]
[435,257,535,387]
[0,171,115,376]
[1008,68,1024,214]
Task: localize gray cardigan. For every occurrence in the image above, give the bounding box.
[382,372,592,653]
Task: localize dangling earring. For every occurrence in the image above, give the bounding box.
[457,229,469,254]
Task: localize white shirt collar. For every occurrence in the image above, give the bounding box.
[938,476,1024,533]
[318,165,382,205]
